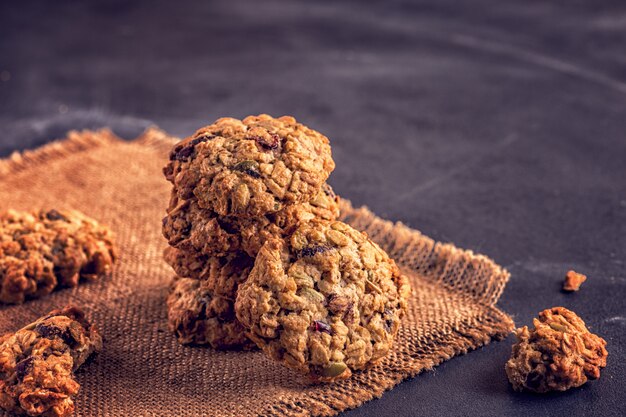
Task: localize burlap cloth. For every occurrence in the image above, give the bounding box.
[0,128,514,417]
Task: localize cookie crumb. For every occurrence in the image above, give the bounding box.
[563,270,587,292]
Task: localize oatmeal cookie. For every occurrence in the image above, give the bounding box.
[0,209,117,304]
[163,115,335,217]
[505,307,608,393]
[162,195,242,257]
[163,184,340,258]
[167,275,255,350]
[163,249,253,296]
[235,220,411,382]
[0,306,102,417]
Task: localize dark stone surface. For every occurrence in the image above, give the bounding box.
[1,1,624,416]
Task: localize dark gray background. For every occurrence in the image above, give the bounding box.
[1,1,624,416]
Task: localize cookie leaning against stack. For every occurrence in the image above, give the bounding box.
[236,220,411,382]
[162,115,337,350]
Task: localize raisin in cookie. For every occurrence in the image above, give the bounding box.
[163,115,335,217]
[235,220,411,382]
[0,209,117,304]
[167,275,255,350]
[505,307,608,393]
[0,306,102,417]
[163,184,340,258]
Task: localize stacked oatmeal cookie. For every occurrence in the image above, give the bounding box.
[162,115,338,350]
[162,114,410,381]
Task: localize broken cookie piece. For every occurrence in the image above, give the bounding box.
[0,306,102,417]
[505,307,607,393]
[563,270,587,292]
[0,209,117,304]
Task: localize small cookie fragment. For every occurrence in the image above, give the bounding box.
[235,220,411,382]
[167,276,256,350]
[163,115,335,217]
[563,270,587,292]
[0,306,102,417]
[0,209,117,304]
[505,307,608,393]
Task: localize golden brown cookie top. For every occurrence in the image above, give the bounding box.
[163,115,335,218]
[235,220,410,382]
[505,307,608,393]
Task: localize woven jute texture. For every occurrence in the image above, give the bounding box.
[0,128,514,417]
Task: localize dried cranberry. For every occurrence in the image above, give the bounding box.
[35,323,62,338]
[296,245,331,259]
[45,210,67,222]
[169,134,215,161]
[172,145,195,161]
[34,323,76,347]
[15,357,34,380]
[251,133,282,151]
[190,133,215,145]
[311,320,333,335]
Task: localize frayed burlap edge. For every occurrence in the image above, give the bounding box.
[0,126,173,176]
[0,128,514,417]
[339,201,510,308]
